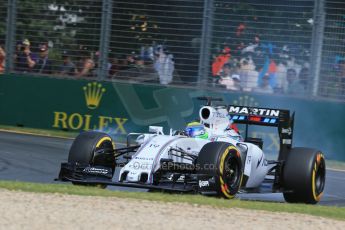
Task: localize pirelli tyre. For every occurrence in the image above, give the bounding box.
[68,131,116,188]
[283,148,326,204]
[197,142,243,198]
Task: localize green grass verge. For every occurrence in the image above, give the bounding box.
[0,180,344,221]
[0,125,78,139]
[0,125,128,143]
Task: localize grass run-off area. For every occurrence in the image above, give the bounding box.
[0,125,78,139]
[0,180,344,221]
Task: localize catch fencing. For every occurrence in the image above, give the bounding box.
[1,0,345,101]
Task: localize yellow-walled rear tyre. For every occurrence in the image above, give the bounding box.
[283,148,326,204]
[68,131,116,188]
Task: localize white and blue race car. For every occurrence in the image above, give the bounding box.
[58,97,326,204]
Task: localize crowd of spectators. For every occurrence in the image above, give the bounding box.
[0,38,176,86]
[1,35,343,99]
[0,44,5,74]
[211,33,311,96]
[109,44,175,85]
[0,36,313,98]
[12,40,96,77]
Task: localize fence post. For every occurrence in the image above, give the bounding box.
[310,0,325,97]
[97,0,113,79]
[198,0,214,86]
[5,0,17,74]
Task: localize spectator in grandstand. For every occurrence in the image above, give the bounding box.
[236,23,246,37]
[337,60,345,97]
[299,64,310,91]
[257,56,278,90]
[140,44,154,61]
[108,51,138,77]
[285,68,305,95]
[15,39,38,73]
[234,41,246,57]
[286,56,301,76]
[116,54,145,79]
[14,41,21,62]
[238,56,258,92]
[253,73,274,94]
[119,54,130,71]
[254,34,260,44]
[274,60,288,93]
[154,46,175,85]
[137,56,160,82]
[126,52,137,68]
[212,46,231,77]
[59,51,77,76]
[218,63,241,91]
[0,44,5,74]
[133,55,145,68]
[108,55,121,77]
[116,55,159,82]
[34,44,54,74]
[92,50,113,77]
[241,43,258,55]
[76,47,95,77]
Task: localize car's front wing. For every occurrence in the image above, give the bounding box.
[57,162,217,194]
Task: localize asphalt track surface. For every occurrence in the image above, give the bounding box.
[0,131,344,206]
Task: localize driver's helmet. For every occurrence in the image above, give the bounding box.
[185,122,208,139]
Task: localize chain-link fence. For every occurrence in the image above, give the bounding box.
[209,0,315,95]
[6,0,103,77]
[2,0,345,101]
[109,0,204,84]
[320,0,345,100]
[0,0,7,74]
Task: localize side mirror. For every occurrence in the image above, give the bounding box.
[149,126,164,135]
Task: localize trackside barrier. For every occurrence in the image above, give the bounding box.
[0,74,344,161]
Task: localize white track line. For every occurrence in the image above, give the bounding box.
[327,176,345,181]
[327,168,345,173]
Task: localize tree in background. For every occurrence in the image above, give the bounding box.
[0,1,6,37]
[1,0,103,61]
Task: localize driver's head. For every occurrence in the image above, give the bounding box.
[185,122,208,139]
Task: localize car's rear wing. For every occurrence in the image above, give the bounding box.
[197,98,294,161]
[227,105,294,161]
[228,105,289,127]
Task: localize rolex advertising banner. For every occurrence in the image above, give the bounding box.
[0,74,344,161]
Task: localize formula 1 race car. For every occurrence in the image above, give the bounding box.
[58,97,326,204]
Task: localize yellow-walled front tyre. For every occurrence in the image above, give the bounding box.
[68,131,116,189]
[283,148,326,204]
[197,142,243,199]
